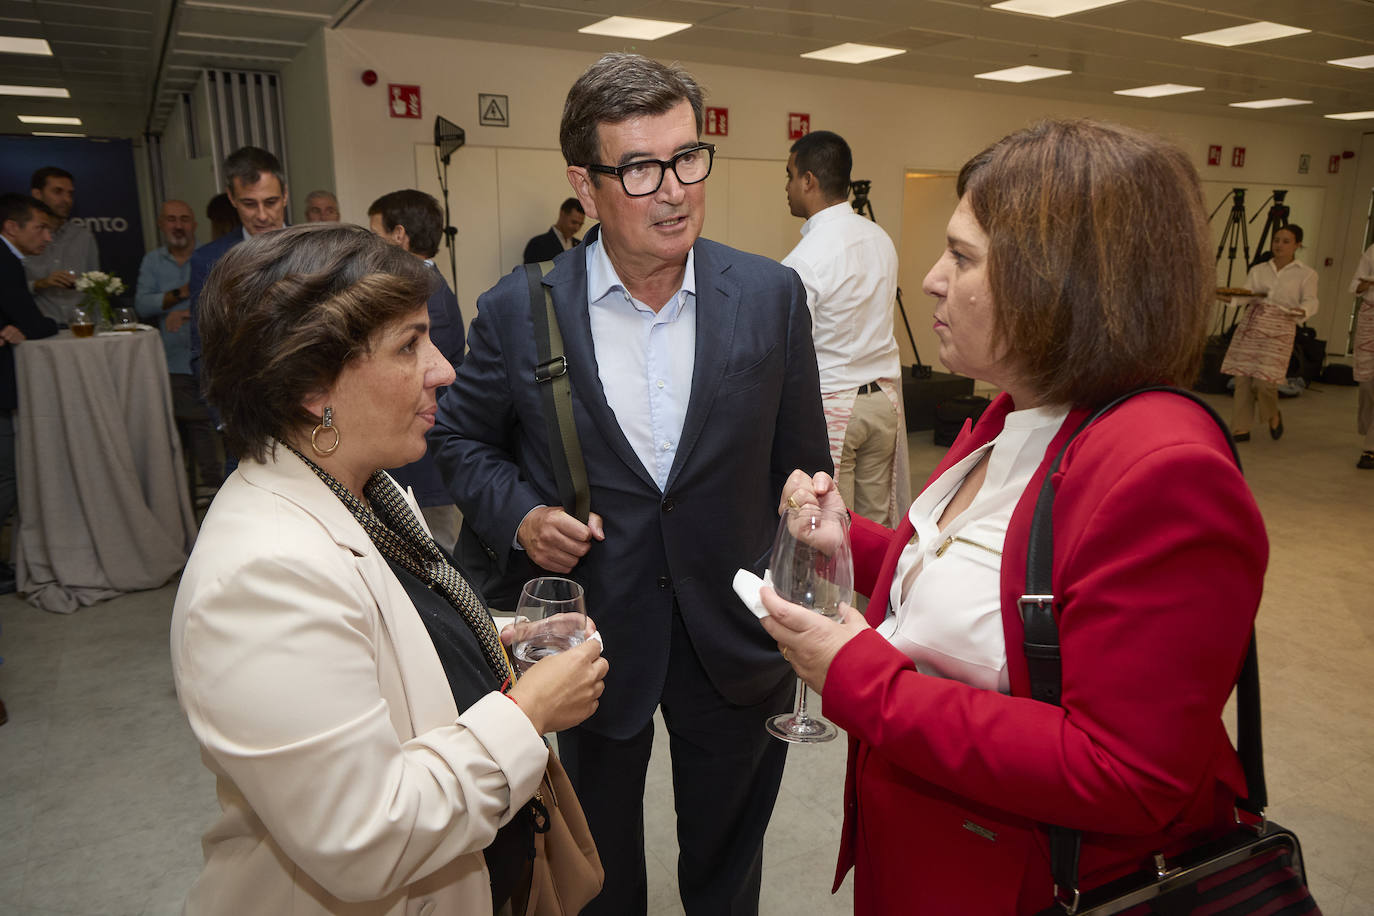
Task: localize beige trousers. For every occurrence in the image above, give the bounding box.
[836,389,900,527]
[1232,375,1279,433]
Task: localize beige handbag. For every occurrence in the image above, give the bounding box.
[521,751,603,916]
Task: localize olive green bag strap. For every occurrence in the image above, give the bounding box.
[525,261,590,524]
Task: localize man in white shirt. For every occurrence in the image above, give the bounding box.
[782,129,908,525]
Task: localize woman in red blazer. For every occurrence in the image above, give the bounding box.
[761,120,1267,915]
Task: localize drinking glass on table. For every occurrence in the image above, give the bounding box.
[113,307,139,331]
[511,576,587,674]
[69,304,95,338]
[766,506,853,743]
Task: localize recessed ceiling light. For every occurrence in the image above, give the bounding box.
[0,84,69,98]
[800,43,906,64]
[1114,83,1205,98]
[577,16,690,40]
[1182,22,1309,47]
[0,36,53,56]
[1327,54,1374,69]
[975,65,1072,83]
[990,0,1125,17]
[18,114,83,125]
[32,131,85,137]
[1228,98,1312,109]
[1324,110,1374,121]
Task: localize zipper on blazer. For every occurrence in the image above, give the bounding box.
[935,535,1002,559]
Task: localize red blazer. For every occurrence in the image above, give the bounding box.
[823,392,1267,914]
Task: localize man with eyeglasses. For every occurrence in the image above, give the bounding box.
[433,52,831,916]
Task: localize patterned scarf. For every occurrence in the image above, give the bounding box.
[285,443,515,686]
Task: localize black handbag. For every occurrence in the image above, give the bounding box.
[1023,386,1320,916]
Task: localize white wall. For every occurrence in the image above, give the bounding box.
[159,81,223,247]
[281,29,337,223]
[320,28,1368,348]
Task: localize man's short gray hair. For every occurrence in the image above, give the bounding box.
[559,53,705,170]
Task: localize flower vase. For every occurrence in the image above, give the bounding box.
[86,294,114,332]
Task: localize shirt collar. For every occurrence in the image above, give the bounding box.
[2,235,22,260]
[800,201,853,238]
[586,236,696,314]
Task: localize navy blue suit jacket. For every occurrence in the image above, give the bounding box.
[0,246,59,410]
[187,229,243,384]
[522,229,567,265]
[431,228,832,738]
[389,264,465,506]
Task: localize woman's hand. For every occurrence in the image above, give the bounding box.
[777,470,849,518]
[757,585,869,694]
[507,638,608,734]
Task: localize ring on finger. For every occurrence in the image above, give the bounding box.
[786,491,802,510]
[781,646,791,662]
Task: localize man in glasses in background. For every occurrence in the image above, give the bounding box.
[433,52,830,916]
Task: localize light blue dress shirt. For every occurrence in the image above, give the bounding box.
[135,246,194,375]
[586,238,697,492]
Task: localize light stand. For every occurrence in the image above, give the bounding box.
[433,115,466,298]
[849,179,932,379]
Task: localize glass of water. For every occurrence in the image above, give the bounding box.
[511,577,587,674]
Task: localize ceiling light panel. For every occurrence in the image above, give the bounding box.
[32,131,85,137]
[17,115,83,124]
[1228,98,1312,109]
[1182,22,1309,47]
[800,43,906,64]
[975,65,1072,82]
[1114,83,1205,98]
[0,85,70,98]
[577,17,691,40]
[0,36,54,55]
[990,0,1126,18]
[1328,54,1374,69]
[1324,111,1374,120]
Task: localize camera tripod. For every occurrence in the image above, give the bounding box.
[1211,188,1251,289]
[849,179,932,379]
[1248,190,1289,269]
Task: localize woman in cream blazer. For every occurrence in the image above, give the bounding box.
[172,224,607,915]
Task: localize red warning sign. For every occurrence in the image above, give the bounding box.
[388,84,421,119]
[705,107,728,136]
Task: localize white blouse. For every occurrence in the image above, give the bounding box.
[880,404,1069,693]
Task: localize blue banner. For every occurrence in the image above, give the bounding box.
[0,135,146,296]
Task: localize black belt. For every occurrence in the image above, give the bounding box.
[856,381,882,395]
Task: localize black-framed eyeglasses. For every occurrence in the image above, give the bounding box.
[585,144,715,197]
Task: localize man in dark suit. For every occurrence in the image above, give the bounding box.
[0,193,62,596]
[521,196,584,263]
[367,188,466,552]
[188,146,287,385]
[432,54,831,916]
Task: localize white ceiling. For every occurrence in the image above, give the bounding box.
[1,0,1371,140]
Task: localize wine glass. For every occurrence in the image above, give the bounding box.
[766,506,853,743]
[113,306,139,331]
[511,576,587,674]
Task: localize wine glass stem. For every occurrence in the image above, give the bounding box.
[793,680,812,725]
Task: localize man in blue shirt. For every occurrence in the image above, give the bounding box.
[136,199,220,497]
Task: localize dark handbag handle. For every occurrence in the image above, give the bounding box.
[526,262,590,524]
[1019,386,1265,908]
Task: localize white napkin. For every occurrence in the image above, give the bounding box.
[733,568,775,619]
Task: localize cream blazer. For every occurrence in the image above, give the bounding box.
[170,446,547,916]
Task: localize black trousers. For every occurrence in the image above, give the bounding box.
[558,606,794,916]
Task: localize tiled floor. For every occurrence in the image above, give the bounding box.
[0,383,1371,915]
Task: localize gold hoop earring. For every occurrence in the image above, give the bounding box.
[311,406,340,456]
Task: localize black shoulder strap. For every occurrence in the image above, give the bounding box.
[1018,386,1264,907]
[526,262,590,524]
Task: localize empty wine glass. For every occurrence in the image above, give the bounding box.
[511,576,587,674]
[766,506,852,743]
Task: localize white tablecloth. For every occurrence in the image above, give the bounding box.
[14,329,197,612]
